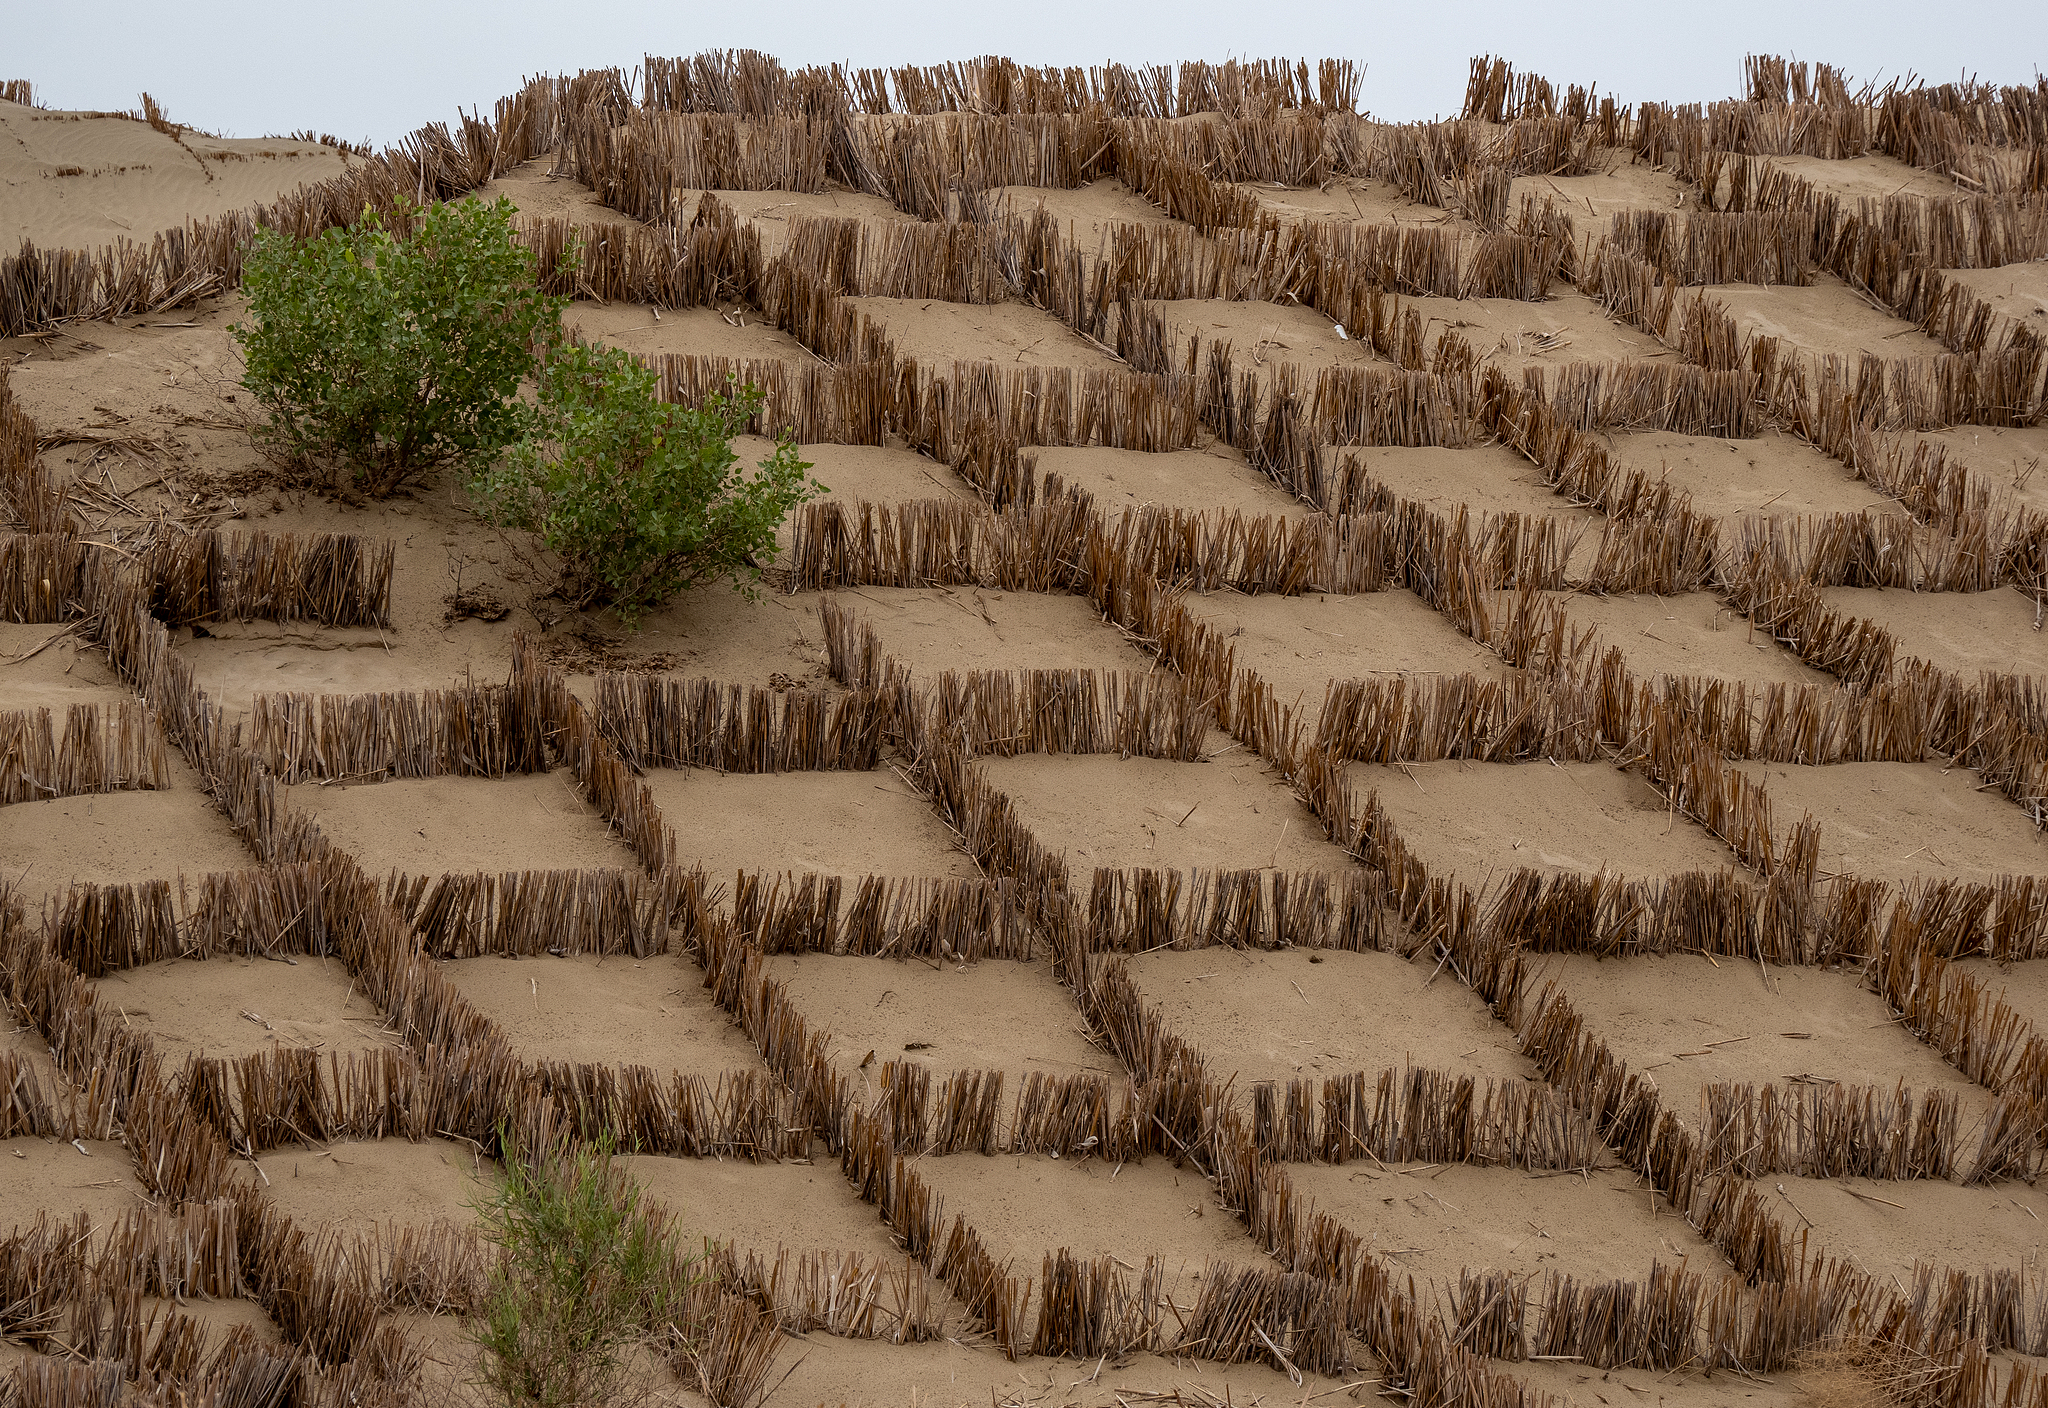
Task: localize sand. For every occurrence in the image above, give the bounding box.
[1732,760,2047,889]
[1538,589,1834,685]
[562,301,818,363]
[1287,1161,1715,1295]
[1760,153,1970,203]
[1534,954,1994,1125]
[1184,586,1511,710]
[441,949,763,1074]
[284,770,637,875]
[0,754,255,912]
[990,178,1179,249]
[621,1154,905,1262]
[975,748,1356,873]
[1767,1174,2048,1288]
[1600,429,1892,519]
[1819,585,2048,682]
[1507,161,1700,242]
[1350,760,1740,883]
[1703,277,1951,360]
[246,1136,494,1236]
[1127,947,1531,1085]
[553,589,840,694]
[1952,958,2048,1031]
[754,437,977,504]
[0,1137,146,1232]
[838,585,1149,678]
[1399,290,1670,373]
[839,297,1121,369]
[1246,174,1457,228]
[916,1152,1259,1320]
[0,627,135,712]
[646,768,979,880]
[475,157,639,228]
[1,105,350,249]
[90,953,401,1062]
[766,954,1113,1082]
[1154,298,1380,390]
[1027,442,1307,518]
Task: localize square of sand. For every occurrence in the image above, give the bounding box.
[1732,760,2046,890]
[846,586,1152,678]
[1819,587,2048,682]
[0,1137,146,1233]
[1537,590,1834,686]
[1128,948,1531,1086]
[1028,444,1306,519]
[90,954,402,1063]
[707,188,917,259]
[0,758,254,914]
[765,954,1115,1085]
[646,769,977,881]
[1535,954,1993,1130]
[245,1137,494,1237]
[1349,760,1738,882]
[1208,582,1507,674]
[440,950,763,1076]
[840,299,1121,370]
[1910,425,2048,518]
[1318,444,1602,576]
[1155,300,1379,394]
[973,749,1355,874]
[1287,1160,1719,1302]
[1186,588,1509,713]
[0,628,135,713]
[1400,290,1668,375]
[757,438,977,502]
[1762,154,1969,204]
[915,1152,1261,1321]
[285,770,636,876]
[1765,1174,2048,1288]
[554,590,838,693]
[990,179,1179,248]
[620,1155,904,1263]
[1246,177,1448,229]
[1601,431,1890,520]
[561,301,817,364]
[1507,165,1698,245]
[1704,277,1949,360]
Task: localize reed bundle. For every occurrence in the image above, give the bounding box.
[0,702,167,805]
[521,204,761,308]
[1083,867,1387,953]
[589,673,889,774]
[906,665,1210,761]
[1179,1261,1350,1375]
[146,530,393,629]
[640,50,854,122]
[785,213,1006,302]
[711,1241,944,1343]
[1298,1064,1603,1168]
[894,358,1205,468]
[727,868,1032,960]
[533,1062,810,1161]
[385,866,668,958]
[654,352,891,444]
[857,56,1357,119]
[935,1216,1030,1358]
[562,108,831,221]
[786,495,1091,592]
[1697,1079,1961,1180]
[755,260,896,364]
[245,681,547,783]
[0,533,86,620]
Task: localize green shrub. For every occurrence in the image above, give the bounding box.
[233,196,565,498]
[470,1131,694,1408]
[471,342,822,626]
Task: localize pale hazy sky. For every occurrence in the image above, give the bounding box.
[10,0,2044,146]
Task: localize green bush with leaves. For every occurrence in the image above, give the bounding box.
[472,342,823,625]
[233,196,565,497]
[470,1131,695,1408]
